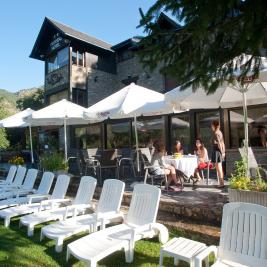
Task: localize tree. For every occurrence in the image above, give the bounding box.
[138,0,267,92]
[0,98,10,149]
[16,88,44,110]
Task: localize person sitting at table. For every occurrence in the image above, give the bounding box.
[173,140,184,155]
[194,138,212,181]
[151,139,179,189]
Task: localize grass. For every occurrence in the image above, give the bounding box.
[0,217,216,267]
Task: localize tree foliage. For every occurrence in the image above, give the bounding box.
[138,0,267,92]
[16,88,44,111]
[0,97,10,149]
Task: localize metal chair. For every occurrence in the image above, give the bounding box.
[117,148,136,179]
[83,148,101,176]
[140,148,168,189]
[98,149,119,183]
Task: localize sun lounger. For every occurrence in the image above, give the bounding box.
[0,165,17,186]
[20,176,97,236]
[0,174,70,227]
[41,179,125,252]
[0,166,26,191]
[66,184,169,266]
[0,168,38,200]
[0,171,55,210]
[194,202,267,267]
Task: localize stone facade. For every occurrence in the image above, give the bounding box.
[87,68,120,106]
[45,65,69,91]
[116,56,165,93]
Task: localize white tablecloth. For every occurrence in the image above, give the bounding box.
[164,156,198,178]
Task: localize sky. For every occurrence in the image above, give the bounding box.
[0,0,156,92]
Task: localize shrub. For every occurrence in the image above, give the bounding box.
[40,152,67,172]
[8,155,24,165]
[230,159,267,192]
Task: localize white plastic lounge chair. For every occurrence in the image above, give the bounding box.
[0,165,17,186]
[0,171,55,210]
[0,166,26,191]
[67,184,169,266]
[0,174,70,227]
[0,169,38,200]
[41,179,125,252]
[195,202,267,267]
[20,176,97,236]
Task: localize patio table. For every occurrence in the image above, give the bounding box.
[164,155,198,178]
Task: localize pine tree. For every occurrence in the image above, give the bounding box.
[138,0,267,92]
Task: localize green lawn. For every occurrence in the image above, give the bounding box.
[0,217,216,267]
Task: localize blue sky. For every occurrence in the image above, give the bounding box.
[0,0,155,92]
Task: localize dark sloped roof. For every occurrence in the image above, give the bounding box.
[46,18,113,51]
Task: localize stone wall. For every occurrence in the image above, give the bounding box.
[226,148,267,175]
[45,65,69,91]
[87,68,120,106]
[116,56,165,93]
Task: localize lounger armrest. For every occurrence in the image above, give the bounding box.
[15,188,35,198]
[27,194,50,204]
[194,245,218,267]
[96,211,124,230]
[40,198,70,210]
[63,203,93,219]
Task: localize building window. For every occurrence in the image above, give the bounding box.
[74,124,102,149]
[229,105,267,148]
[72,88,87,107]
[136,117,165,148]
[47,47,69,73]
[72,49,84,67]
[106,121,131,149]
[196,111,220,153]
[171,114,190,153]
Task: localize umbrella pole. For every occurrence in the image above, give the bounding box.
[134,115,140,172]
[64,117,68,163]
[29,125,34,164]
[242,88,249,175]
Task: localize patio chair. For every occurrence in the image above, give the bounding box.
[194,202,267,267]
[83,148,101,176]
[140,148,168,189]
[0,171,55,210]
[41,179,125,252]
[239,147,267,181]
[0,174,70,227]
[98,149,119,182]
[66,184,169,266]
[0,166,27,191]
[0,165,17,186]
[117,148,136,179]
[20,176,97,236]
[0,168,38,200]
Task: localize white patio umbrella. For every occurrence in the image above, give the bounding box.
[25,99,91,162]
[165,56,267,171]
[0,108,35,164]
[84,83,179,171]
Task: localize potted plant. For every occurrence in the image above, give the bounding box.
[8,155,25,166]
[229,159,267,207]
[40,152,69,175]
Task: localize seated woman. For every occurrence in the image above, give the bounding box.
[151,140,179,189]
[173,140,184,155]
[194,138,212,181]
